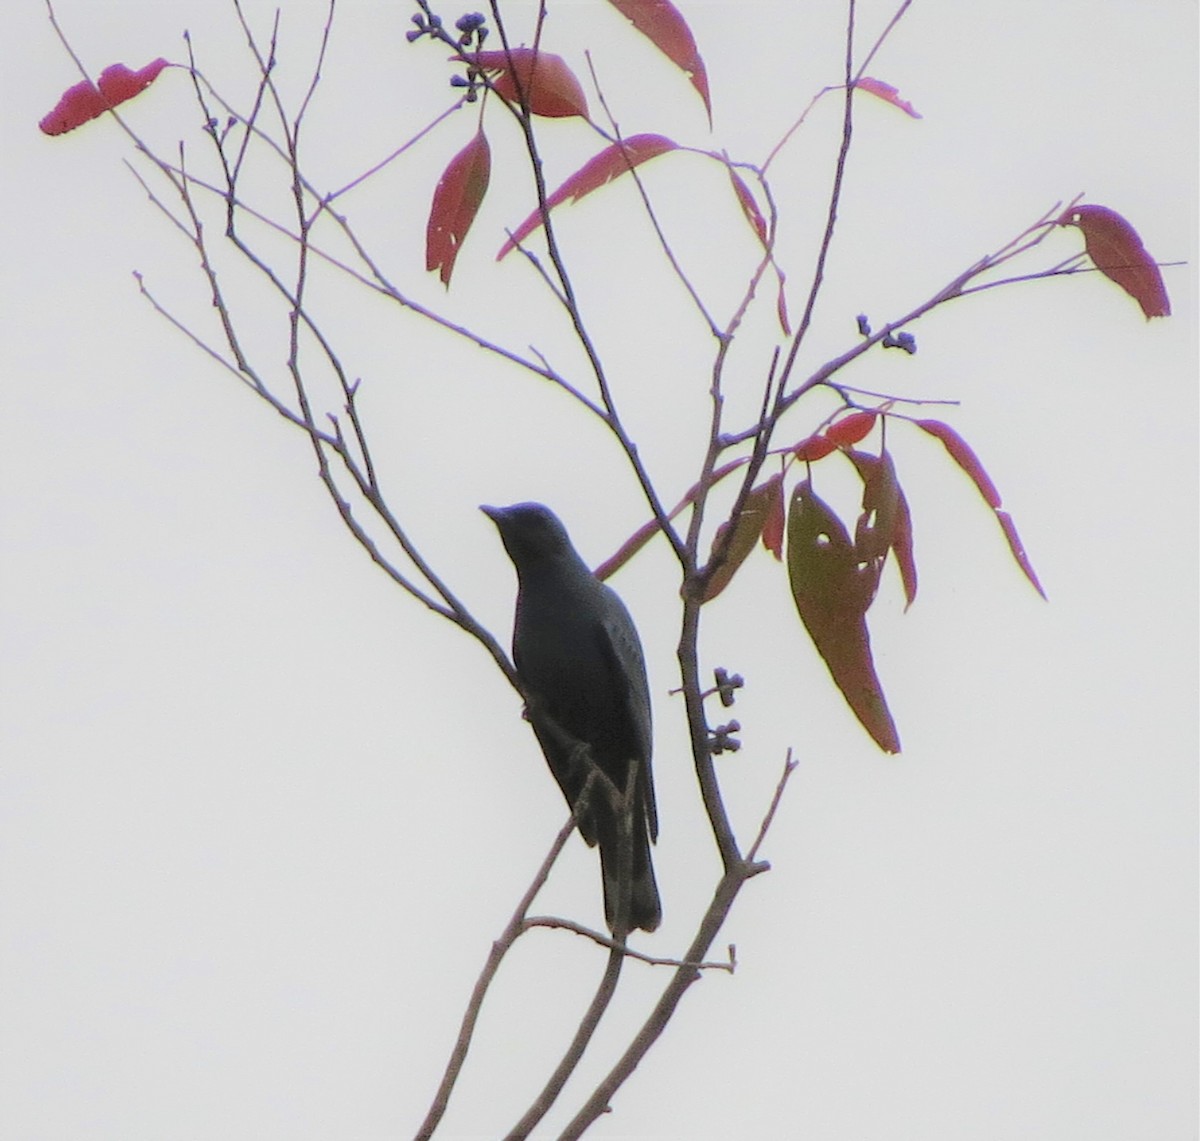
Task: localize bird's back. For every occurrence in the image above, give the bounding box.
[514,559,650,780]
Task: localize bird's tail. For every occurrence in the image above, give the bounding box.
[599,818,661,936]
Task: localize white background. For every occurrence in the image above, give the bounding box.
[2,1,1196,1138]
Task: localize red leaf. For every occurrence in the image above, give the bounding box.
[915,419,1001,508]
[39,79,106,136]
[593,516,661,582]
[891,488,918,610]
[426,129,491,286]
[605,0,711,123]
[915,420,1044,597]
[727,168,767,245]
[995,510,1046,600]
[40,59,169,136]
[786,481,900,753]
[1059,204,1171,319]
[825,410,877,448]
[762,475,786,559]
[98,60,168,104]
[723,155,792,336]
[855,77,922,119]
[464,48,588,119]
[775,270,791,336]
[498,133,678,258]
[793,433,838,462]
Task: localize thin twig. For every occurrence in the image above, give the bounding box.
[413,811,580,1141]
[854,0,913,81]
[293,0,336,129]
[556,864,757,1140]
[326,100,466,200]
[523,917,735,973]
[485,0,686,566]
[503,947,624,1140]
[556,744,798,1138]
[776,0,858,398]
[583,51,721,337]
[746,750,800,863]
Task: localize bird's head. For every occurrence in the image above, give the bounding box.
[481,502,575,568]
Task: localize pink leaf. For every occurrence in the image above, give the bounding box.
[775,270,791,336]
[996,510,1046,600]
[915,419,1001,508]
[855,77,922,119]
[718,157,791,334]
[40,59,170,136]
[727,168,767,245]
[498,133,677,258]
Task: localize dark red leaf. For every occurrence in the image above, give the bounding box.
[844,449,918,608]
[703,475,783,601]
[892,488,917,609]
[915,419,1001,508]
[426,128,491,286]
[595,456,746,581]
[855,77,922,119]
[498,133,678,258]
[40,59,170,136]
[463,48,588,119]
[762,475,786,559]
[848,451,900,563]
[605,0,711,123]
[825,410,877,448]
[1059,203,1171,319]
[793,433,838,462]
[786,481,901,754]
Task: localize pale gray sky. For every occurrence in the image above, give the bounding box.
[2,2,1196,1138]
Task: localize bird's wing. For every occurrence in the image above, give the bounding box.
[596,611,658,842]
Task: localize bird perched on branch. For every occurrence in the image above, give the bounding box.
[482,502,661,936]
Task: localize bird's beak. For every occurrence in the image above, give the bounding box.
[480,504,504,523]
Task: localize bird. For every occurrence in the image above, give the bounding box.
[481,502,661,936]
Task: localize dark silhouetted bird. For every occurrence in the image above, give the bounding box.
[482,502,661,935]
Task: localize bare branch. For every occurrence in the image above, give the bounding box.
[414,810,579,1141]
[854,0,914,81]
[746,749,800,863]
[503,947,624,1140]
[583,50,722,337]
[523,917,736,973]
[484,0,687,566]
